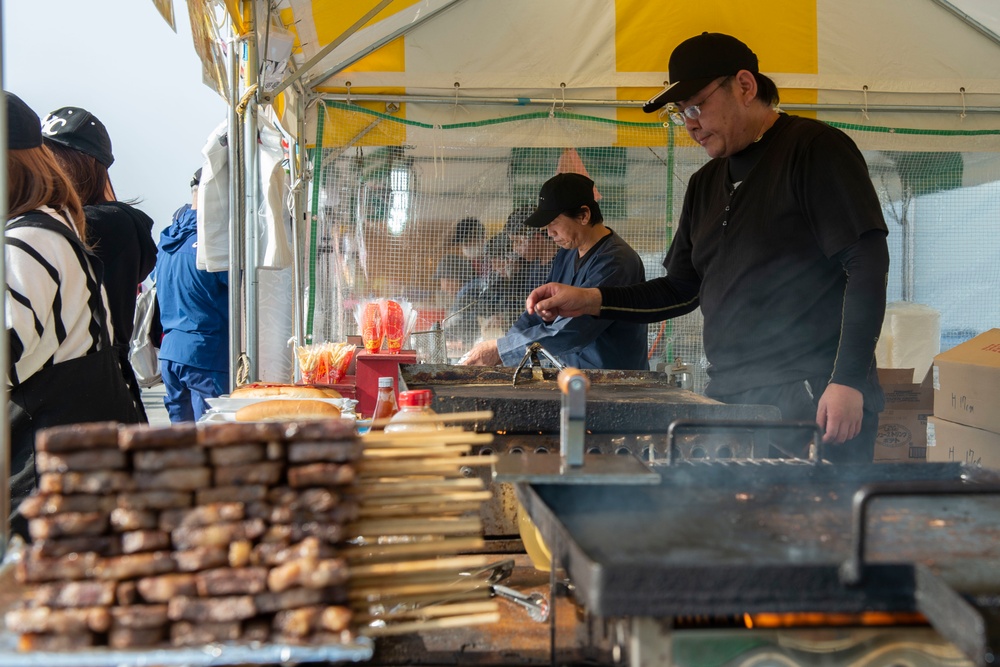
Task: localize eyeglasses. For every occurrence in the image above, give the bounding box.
[666,78,730,126]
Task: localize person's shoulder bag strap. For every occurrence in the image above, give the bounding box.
[6,211,112,350]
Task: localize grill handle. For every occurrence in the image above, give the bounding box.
[663,419,823,465]
[840,479,1000,586]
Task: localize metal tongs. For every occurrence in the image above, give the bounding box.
[512,342,566,387]
[463,559,550,623]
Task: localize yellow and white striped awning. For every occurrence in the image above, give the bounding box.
[186,0,1000,134]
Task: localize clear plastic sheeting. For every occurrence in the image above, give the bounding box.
[303,101,1000,393]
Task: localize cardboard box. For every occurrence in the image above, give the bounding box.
[932,328,1000,434]
[874,367,933,462]
[926,415,1000,468]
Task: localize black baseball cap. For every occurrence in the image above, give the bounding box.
[523,173,599,228]
[41,106,115,167]
[643,32,759,113]
[191,168,203,188]
[5,92,42,150]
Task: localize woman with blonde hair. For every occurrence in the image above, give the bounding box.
[5,92,140,533]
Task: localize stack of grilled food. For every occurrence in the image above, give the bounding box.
[3,413,497,653]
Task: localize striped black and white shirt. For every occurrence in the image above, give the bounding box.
[5,205,114,387]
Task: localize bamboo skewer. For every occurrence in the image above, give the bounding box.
[348,478,485,496]
[341,536,485,561]
[359,611,501,637]
[349,554,490,578]
[347,516,484,537]
[367,410,494,431]
[358,501,485,518]
[358,454,497,473]
[361,431,495,447]
[356,469,465,480]
[351,571,495,593]
[362,444,473,458]
[350,580,491,602]
[355,600,499,623]
[356,490,492,506]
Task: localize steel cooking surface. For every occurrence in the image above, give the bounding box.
[433,382,712,403]
[518,462,1000,617]
[403,364,780,433]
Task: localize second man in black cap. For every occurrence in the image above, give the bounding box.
[461,172,648,370]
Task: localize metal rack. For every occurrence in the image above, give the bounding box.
[0,637,373,667]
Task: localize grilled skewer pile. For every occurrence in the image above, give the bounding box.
[3,415,496,651]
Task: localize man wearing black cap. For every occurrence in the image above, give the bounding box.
[527,33,889,463]
[462,172,647,370]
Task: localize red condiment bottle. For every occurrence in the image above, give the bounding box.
[372,376,399,422]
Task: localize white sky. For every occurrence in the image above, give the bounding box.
[3,0,228,238]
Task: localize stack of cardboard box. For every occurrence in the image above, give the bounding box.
[874,367,933,462]
[926,328,1000,467]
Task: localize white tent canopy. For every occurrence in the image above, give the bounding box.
[227,0,1000,133]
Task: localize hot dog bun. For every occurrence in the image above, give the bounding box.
[231,384,341,399]
[235,399,342,422]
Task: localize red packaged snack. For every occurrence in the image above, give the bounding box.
[360,301,382,353]
[296,342,355,384]
[381,299,405,353]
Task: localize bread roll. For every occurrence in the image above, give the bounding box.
[231,384,331,399]
[230,384,343,399]
[235,400,341,422]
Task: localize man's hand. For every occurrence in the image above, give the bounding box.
[526,284,602,322]
[816,382,863,444]
[460,339,502,366]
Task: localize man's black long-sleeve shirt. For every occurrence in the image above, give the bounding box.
[600,114,889,398]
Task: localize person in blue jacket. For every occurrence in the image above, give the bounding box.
[461,173,648,370]
[155,169,229,421]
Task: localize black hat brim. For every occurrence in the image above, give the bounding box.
[522,208,560,229]
[643,77,718,113]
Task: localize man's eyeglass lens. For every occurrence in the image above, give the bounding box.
[668,107,698,126]
[666,79,727,126]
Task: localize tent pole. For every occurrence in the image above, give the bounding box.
[928,0,1000,48]
[266,0,396,101]
[0,7,10,555]
[227,37,242,392]
[299,0,470,94]
[313,92,1000,114]
[243,0,260,382]
[291,93,307,359]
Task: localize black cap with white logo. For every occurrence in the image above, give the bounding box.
[41,106,115,167]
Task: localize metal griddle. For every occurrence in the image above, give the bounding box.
[400,364,782,538]
[517,461,1000,665]
[401,364,780,433]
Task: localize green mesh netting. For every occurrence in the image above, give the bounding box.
[303,101,1000,391]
